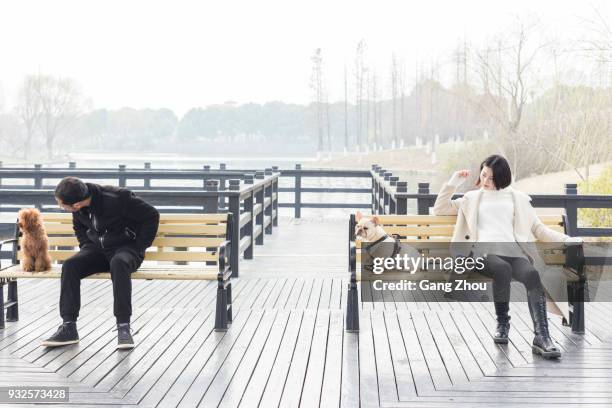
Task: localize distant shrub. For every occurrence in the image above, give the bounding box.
[578,166,612,240]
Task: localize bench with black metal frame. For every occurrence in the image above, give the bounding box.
[0,213,233,332]
[346,214,586,333]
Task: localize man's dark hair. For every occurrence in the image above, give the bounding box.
[55,177,90,205]
[476,154,512,189]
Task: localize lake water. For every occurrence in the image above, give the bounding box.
[0,153,428,224]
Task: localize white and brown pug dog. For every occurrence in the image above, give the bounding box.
[355,211,420,273]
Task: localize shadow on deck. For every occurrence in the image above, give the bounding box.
[1,217,611,407]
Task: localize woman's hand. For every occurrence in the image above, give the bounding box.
[448,169,470,187]
[564,236,584,246]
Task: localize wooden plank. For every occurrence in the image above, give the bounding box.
[18,249,220,263]
[1,266,220,280]
[278,309,318,407]
[40,212,228,223]
[371,214,562,226]
[57,308,174,380]
[236,310,292,408]
[133,309,217,406]
[153,309,250,407]
[358,310,380,406]
[175,310,265,408]
[299,309,330,407]
[370,310,399,402]
[201,309,277,407]
[42,223,226,235]
[436,311,486,381]
[319,309,344,408]
[383,311,417,399]
[395,310,439,394]
[46,236,226,247]
[95,310,200,392]
[258,310,304,407]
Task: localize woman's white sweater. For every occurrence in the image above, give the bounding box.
[476,186,527,258]
[478,186,514,242]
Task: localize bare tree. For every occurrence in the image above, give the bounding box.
[343,63,349,153]
[310,48,324,152]
[15,76,42,160]
[576,7,612,63]
[371,71,379,148]
[390,54,399,147]
[399,59,406,147]
[471,18,550,175]
[31,74,84,159]
[354,40,366,149]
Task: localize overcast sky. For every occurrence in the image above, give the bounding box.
[0,0,609,116]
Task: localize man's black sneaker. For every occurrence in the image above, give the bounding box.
[41,322,79,347]
[116,323,135,350]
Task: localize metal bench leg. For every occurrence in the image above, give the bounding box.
[6,280,18,322]
[214,282,229,332]
[227,282,232,323]
[346,281,359,332]
[568,281,586,334]
[0,282,5,329]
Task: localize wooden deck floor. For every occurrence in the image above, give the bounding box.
[1,217,611,407]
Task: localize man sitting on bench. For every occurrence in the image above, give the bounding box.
[42,177,160,349]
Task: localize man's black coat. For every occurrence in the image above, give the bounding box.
[72,183,160,257]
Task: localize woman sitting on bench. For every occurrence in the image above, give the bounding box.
[433,154,582,359]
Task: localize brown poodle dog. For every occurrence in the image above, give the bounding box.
[18,208,52,272]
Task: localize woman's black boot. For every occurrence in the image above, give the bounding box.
[528,291,561,359]
[493,302,510,344]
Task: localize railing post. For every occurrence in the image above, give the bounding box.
[204,180,220,213]
[228,180,241,278]
[118,164,127,187]
[255,171,265,245]
[417,183,430,215]
[218,163,227,210]
[371,164,378,213]
[244,175,255,260]
[565,183,578,236]
[264,168,273,234]
[144,162,151,189]
[383,172,392,214]
[389,176,399,214]
[68,161,76,169]
[271,167,279,227]
[294,163,302,218]
[396,182,408,215]
[202,165,211,190]
[377,169,385,214]
[34,164,42,189]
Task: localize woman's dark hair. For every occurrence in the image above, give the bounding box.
[476,154,512,189]
[55,177,90,205]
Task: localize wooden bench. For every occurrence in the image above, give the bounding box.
[346,214,586,333]
[0,213,234,331]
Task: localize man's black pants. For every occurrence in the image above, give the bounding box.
[59,246,144,324]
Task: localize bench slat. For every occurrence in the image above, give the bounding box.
[42,223,226,235]
[372,214,563,227]
[18,250,220,263]
[40,213,228,224]
[355,252,566,265]
[0,265,219,280]
[45,236,226,248]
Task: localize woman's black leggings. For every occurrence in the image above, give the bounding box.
[480,254,545,323]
